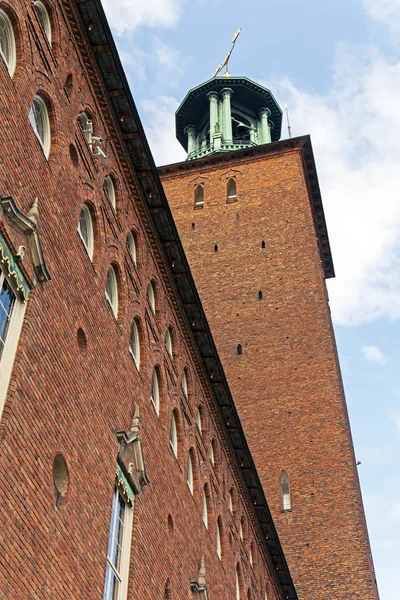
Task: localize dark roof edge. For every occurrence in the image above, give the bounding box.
[159,136,335,279]
[73,1,299,597]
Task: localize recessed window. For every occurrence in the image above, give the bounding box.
[105,265,118,318]
[77,204,94,259]
[237,344,242,355]
[104,176,116,210]
[258,290,263,300]
[214,244,218,252]
[228,489,233,514]
[194,184,204,208]
[33,1,51,44]
[0,256,29,417]
[150,368,160,415]
[261,240,266,249]
[227,178,237,202]
[53,453,69,501]
[249,544,253,566]
[216,518,222,560]
[103,482,134,600]
[280,471,291,510]
[78,112,93,146]
[64,73,73,98]
[195,408,202,433]
[147,281,156,313]
[0,9,16,77]
[170,411,178,458]
[165,327,173,358]
[239,517,244,541]
[181,369,188,398]
[129,319,140,370]
[187,451,194,495]
[209,440,215,466]
[202,488,208,529]
[236,566,241,600]
[127,231,137,265]
[29,95,51,158]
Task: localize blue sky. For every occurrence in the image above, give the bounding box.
[101,0,400,596]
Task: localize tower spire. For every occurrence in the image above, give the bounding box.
[212,28,241,78]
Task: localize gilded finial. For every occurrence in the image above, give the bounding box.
[212,28,241,78]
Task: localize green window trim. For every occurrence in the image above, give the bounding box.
[0,234,30,301]
[116,462,135,506]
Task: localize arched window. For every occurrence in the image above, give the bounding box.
[237,344,242,355]
[78,112,93,146]
[77,204,94,260]
[195,408,202,433]
[150,368,160,415]
[165,327,173,358]
[129,319,140,370]
[228,489,233,513]
[236,566,241,600]
[258,290,263,300]
[170,411,178,458]
[209,440,215,466]
[104,176,116,210]
[33,1,51,44]
[29,95,51,158]
[261,240,266,249]
[202,487,208,528]
[147,281,156,313]
[105,265,118,318]
[280,471,291,510]
[249,543,254,566]
[239,517,244,541]
[194,185,204,208]
[127,231,137,264]
[0,9,16,77]
[227,178,237,202]
[187,451,194,495]
[216,518,222,560]
[181,369,188,398]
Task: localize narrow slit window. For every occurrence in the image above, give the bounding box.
[237,344,242,355]
[227,178,237,202]
[214,244,218,252]
[258,290,263,300]
[170,412,178,458]
[280,471,291,510]
[77,204,94,260]
[105,265,118,318]
[261,240,266,249]
[187,451,194,494]
[129,320,140,370]
[194,185,204,208]
[150,368,160,415]
[202,488,208,528]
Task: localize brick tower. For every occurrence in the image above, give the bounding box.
[159,75,379,599]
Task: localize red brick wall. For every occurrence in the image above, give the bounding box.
[0,1,282,599]
[160,148,379,600]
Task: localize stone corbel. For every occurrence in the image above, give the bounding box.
[116,406,150,495]
[0,195,51,283]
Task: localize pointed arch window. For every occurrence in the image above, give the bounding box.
[195,408,202,433]
[280,471,291,511]
[181,369,188,398]
[216,518,222,560]
[228,489,233,514]
[202,488,208,528]
[150,368,160,415]
[209,440,215,466]
[29,95,51,158]
[78,204,94,260]
[227,178,237,202]
[0,9,17,77]
[129,319,140,370]
[104,176,116,210]
[239,517,244,541]
[147,281,156,313]
[33,1,51,44]
[127,231,137,265]
[187,451,194,495]
[105,265,118,318]
[170,411,178,458]
[194,185,204,208]
[165,327,173,358]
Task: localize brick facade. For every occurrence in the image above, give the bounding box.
[0,1,292,599]
[160,145,380,600]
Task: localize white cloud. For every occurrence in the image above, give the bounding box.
[140,96,186,166]
[273,44,400,326]
[363,0,400,41]
[361,345,388,364]
[102,0,182,34]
